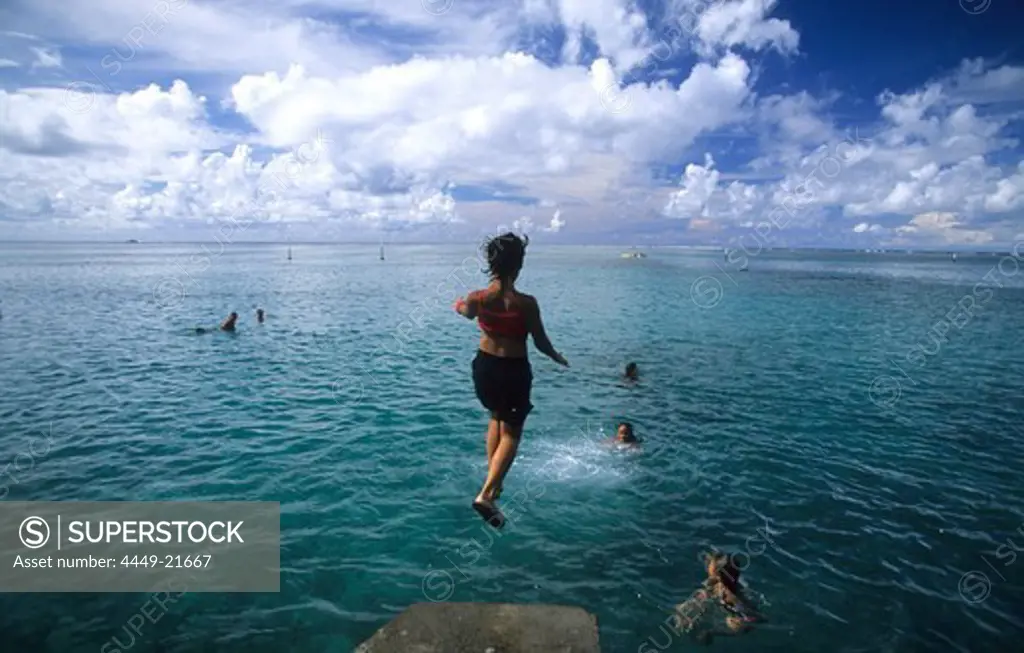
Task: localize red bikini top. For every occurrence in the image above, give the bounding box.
[471,290,528,339]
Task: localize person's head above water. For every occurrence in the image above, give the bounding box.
[485,232,528,288]
[625,362,638,379]
[705,551,742,593]
[616,421,636,443]
[256,308,265,322]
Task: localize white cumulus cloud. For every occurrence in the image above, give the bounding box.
[545,209,566,233]
[0,0,1020,246]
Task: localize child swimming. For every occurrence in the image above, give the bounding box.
[195,312,238,334]
[608,421,639,447]
[673,551,766,645]
[624,362,639,382]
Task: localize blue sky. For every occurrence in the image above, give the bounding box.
[1,0,1022,247]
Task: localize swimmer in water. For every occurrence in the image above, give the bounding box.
[624,362,639,382]
[673,551,765,645]
[608,421,639,447]
[196,311,238,334]
[256,308,265,324]
[454,232,569,529]
[220,312,238,331]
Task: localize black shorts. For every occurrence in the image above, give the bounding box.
[472,350,533,427]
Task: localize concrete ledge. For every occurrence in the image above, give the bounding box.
[355,602,601,652]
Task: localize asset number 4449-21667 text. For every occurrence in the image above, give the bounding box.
[12,554,212,569]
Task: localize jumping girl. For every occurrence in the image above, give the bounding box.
[454,232,569,528]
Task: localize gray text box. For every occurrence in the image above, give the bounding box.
[0,502,279,592]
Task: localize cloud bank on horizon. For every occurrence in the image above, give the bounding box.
[0,0,1022,246]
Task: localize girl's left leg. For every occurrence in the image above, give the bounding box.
[485,417,503,499]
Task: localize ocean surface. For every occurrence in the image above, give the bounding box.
[1,241,1023,652]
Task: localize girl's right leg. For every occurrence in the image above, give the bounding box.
[485,417,504,499]
[480,420,522,501]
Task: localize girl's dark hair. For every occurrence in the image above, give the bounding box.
[484,232,528,291]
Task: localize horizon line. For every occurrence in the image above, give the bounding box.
[0,240,1016,254]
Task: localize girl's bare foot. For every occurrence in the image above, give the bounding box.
[471,495,505,528]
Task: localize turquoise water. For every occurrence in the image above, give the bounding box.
[1,242,1023,652]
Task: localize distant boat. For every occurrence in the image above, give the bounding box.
[287,247,292,261]
[620,251,646,259]
[951,252,958,262]
[126,239,140,244]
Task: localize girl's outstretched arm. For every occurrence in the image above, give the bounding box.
[454,294,478,320]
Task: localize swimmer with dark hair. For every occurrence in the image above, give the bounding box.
[624,362,639,382]
[610,421,639,447]
[256,308,265,323]
[195,312,238,334]
[673,551,766,645]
